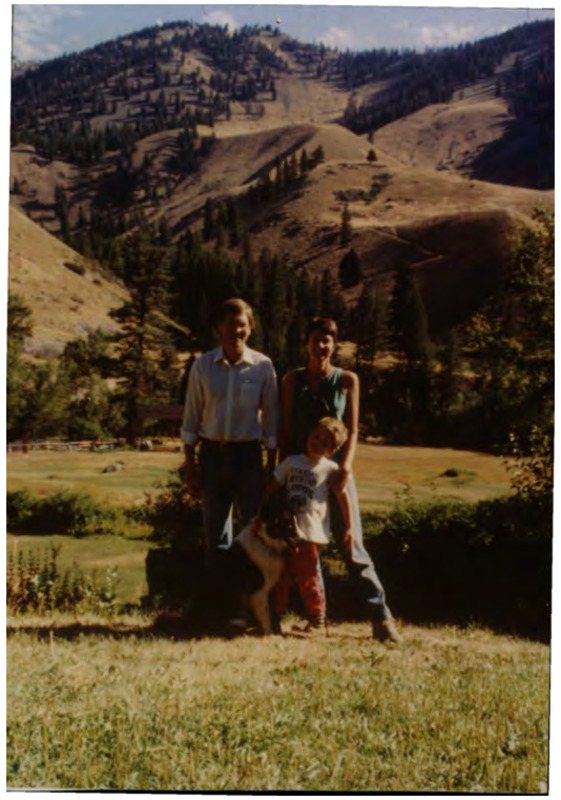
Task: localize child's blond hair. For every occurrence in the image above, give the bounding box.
[316,417,348,451]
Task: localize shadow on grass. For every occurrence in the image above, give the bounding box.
[6,615,248,643]
[5,614,374,643]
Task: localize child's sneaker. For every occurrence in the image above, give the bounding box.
[291,612,326,634]
[303,613,326,633]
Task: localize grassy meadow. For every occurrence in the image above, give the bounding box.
[8,441,551,794]
[6,441,513,607]
[6,618,549,792]
[5,447,184,508]
[6,439,512,510]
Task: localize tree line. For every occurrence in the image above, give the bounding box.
[8,206,553,468]
[341,20,553,148]
[11,20,287,165]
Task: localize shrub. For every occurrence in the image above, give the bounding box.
[137,475,552,640]
[362,494,552,640]
[134,471,204,548]
[7,546,119,615]
[6,490,36,528]
[7,490,118,537]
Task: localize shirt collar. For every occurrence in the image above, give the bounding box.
[214,346,257,366]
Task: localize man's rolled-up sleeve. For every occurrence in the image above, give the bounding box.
[181,359,203,445]
[261,361,279,450]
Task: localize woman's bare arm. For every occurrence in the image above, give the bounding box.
[333,485,353,551]
[331,370,360,490]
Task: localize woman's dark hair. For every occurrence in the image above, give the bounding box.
[213,297,255,329]
[305,317,339,342]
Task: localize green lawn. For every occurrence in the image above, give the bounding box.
[6,619,549,792]
[354,443,512,510]
[6,445,548,793]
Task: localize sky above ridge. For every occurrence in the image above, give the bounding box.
[11,3,555,63]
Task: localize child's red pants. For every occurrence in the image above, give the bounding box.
[273,541,325,618]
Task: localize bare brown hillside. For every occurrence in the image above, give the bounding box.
[9,112,553,341]
[373,97,514,174]
[227,149,552,331]
[8,206,129,357]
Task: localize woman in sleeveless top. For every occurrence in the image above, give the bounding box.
[280,317,402,643]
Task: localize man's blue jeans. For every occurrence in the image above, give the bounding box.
[199,439,263,568]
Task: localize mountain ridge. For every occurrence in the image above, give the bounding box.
[8,18,554,356]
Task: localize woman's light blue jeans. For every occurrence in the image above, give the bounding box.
[326,474,392,622]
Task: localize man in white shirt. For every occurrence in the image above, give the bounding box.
[181,298,278,569]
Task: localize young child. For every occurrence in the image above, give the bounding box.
[259,417,352,632]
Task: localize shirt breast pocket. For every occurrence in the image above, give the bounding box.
[240,381,260,408]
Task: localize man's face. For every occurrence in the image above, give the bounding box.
[217,311,252,354]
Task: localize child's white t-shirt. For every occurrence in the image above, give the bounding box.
[274,454,339,544]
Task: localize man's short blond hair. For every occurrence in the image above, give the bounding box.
[213,297,255,329]
[316,417,348,451]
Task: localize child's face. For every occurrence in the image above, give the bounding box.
[306,425,337,459]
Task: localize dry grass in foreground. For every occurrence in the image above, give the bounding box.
[6,617,549,793]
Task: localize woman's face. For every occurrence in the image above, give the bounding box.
[307,330,336,362]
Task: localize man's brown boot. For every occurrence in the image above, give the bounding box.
[372,617,403,644]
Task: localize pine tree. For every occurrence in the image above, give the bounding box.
[340,203,352,246]
[320,268,338,318]
[311,144,325,166]
[338,248,362,288]
[202,197,215,241]
[389,263,432,364]
[54,184,70,240]
[115,227,179,442]
[388,263,434,439]
[354,286,387,365]
[435,329,461,420]
[7,294,34,440]
[259,250,291,373]
[226,197,241,247]
[295,269,314,318]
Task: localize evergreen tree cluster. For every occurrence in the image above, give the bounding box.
[341,20,553,137]
[7,207,553,458]
[11,21,287,165]
[170,225,347,376]
[232,143,325,219]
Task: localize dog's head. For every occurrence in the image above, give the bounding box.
[264,509,301,549]
[258,490,301,548]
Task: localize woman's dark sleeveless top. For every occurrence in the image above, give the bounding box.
[289,367,347,458]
